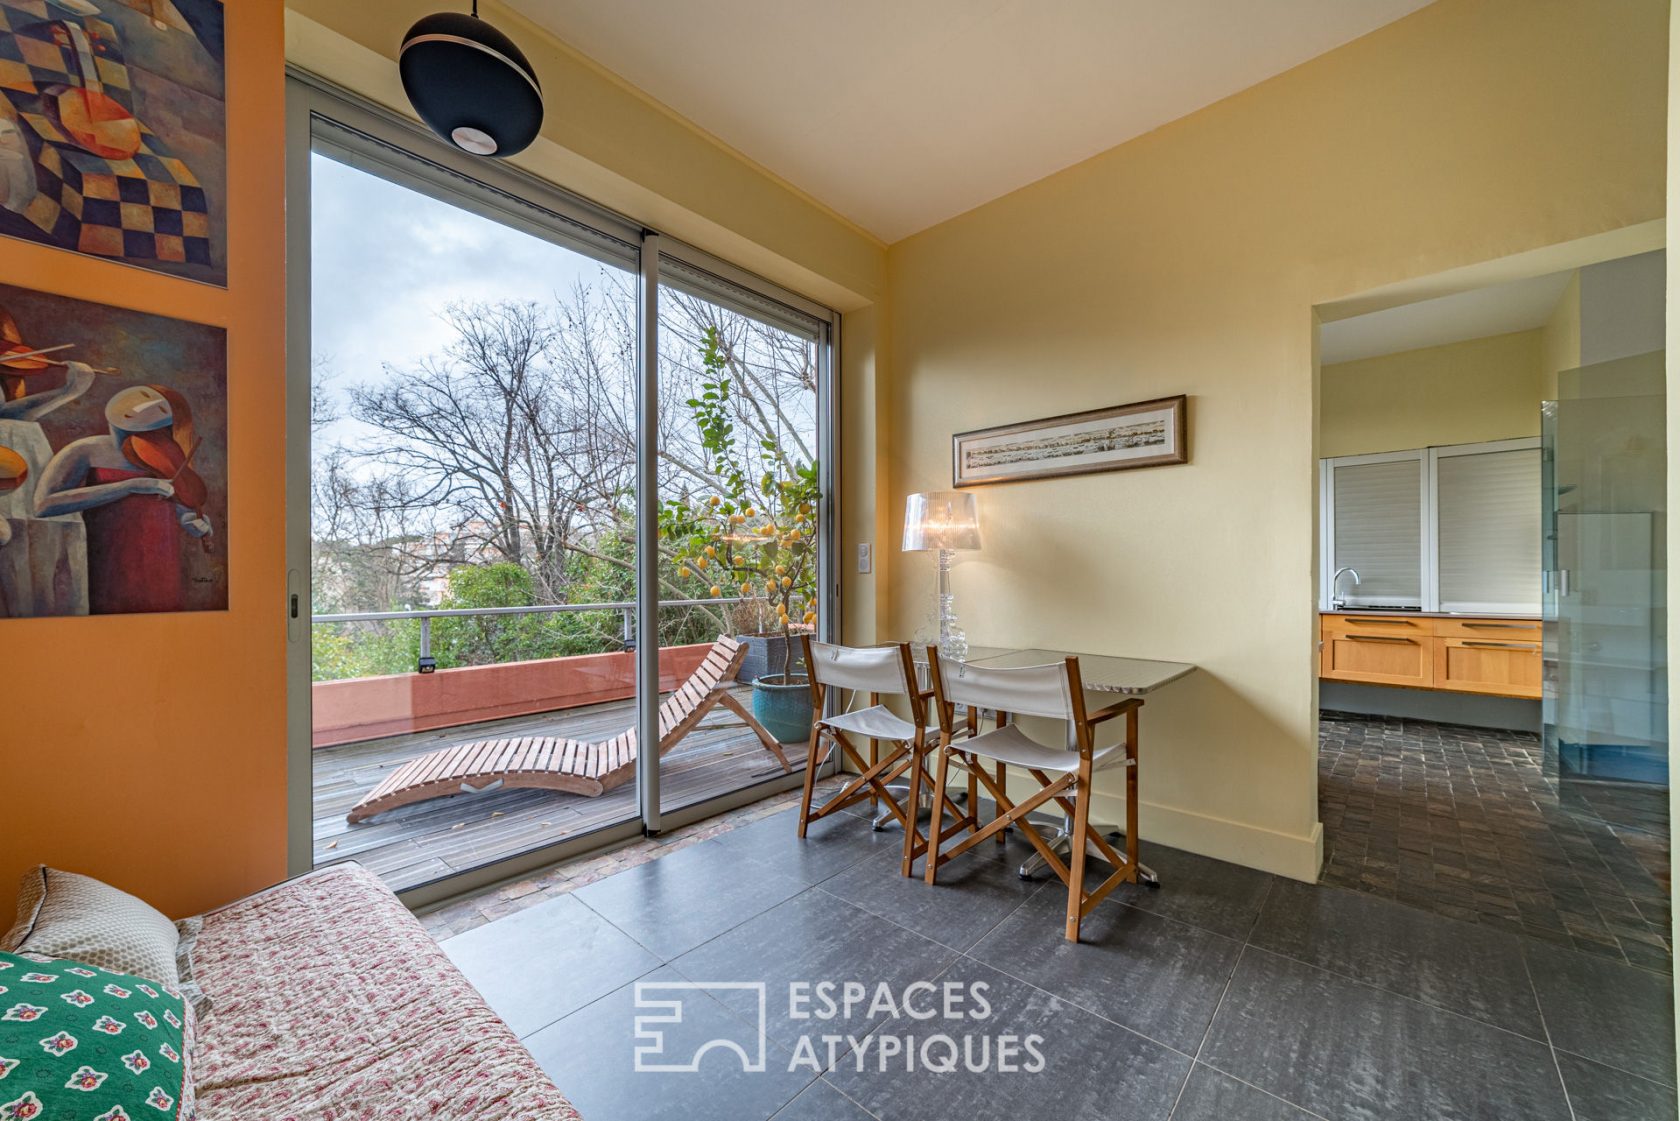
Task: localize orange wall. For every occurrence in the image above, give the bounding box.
[0,1,290,921]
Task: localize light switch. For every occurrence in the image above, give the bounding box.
[857,543,872,574]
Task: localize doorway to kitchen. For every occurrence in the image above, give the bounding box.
[1313,247,1670,970]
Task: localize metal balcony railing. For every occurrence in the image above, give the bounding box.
[313,597,752,674]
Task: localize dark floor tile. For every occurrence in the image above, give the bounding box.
[1106,844,1277,940]
[1557,1052,1678,1121]
[1318,711,1671,969]
[1250,879,1543,1037]
[825,959,1189,1121]
[443,892,660,1038]
[820,835,1046,950]
[670,888,958,1050]
[714,806,908,887]
[1170,1065,1321,1121]
[770,1079,878,1120]
[1526,940,1677,1086]
[1621,938,1676,975]
[1201,948,1571,1120]
[968,888,1242,1053]
[574,836,811,959]
[525,965,816,1121]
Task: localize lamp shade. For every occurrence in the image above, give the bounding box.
[400,9,544,158]
[902,491,981,551]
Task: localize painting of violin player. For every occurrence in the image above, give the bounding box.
[0,303,117,615]
[34,384,216,615]
[0,280,226,620]
[0,442,25,547]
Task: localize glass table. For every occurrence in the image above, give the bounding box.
[919,646,1196,695]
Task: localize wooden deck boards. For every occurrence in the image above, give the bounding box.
[312,687,809,892]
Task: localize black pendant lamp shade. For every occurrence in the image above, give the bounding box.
[399,3,543,158]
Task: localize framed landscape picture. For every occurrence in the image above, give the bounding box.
[953,394,1188,487]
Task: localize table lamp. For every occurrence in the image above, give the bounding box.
[902,491,982,659]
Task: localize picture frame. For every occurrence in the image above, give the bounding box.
[952,394,1188,487]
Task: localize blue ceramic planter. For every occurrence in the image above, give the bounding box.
[752,674,814,744]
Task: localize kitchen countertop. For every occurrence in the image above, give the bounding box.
[1320,610,1541,621]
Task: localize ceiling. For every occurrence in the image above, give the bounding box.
[1319,271,1576,365]
[506,0,1435,243]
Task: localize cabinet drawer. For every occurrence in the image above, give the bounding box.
[1432,618,1541,641]
[1322,613,1430,638]
[1431,637,1541,698]
[1321,630,1432,688]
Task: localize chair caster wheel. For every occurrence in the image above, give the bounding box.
[871,823,888,833]
[1144,878,1162,890]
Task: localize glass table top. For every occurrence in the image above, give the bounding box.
[908,643,1196,695]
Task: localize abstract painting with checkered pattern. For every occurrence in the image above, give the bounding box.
[0,0,225,285]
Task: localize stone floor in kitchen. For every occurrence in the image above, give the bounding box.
[438,792,1677,1120]
[1318,710,1672,972]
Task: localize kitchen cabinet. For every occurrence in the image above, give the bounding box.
[1319,613,1541,699]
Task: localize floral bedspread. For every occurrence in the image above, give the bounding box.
[189,863,578,1120]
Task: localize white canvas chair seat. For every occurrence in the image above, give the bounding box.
[961,723,1128,773]
[923,649,1144,942]
[818,704,939,743]
[798,637,979,877]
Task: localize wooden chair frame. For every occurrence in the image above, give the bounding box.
[796,636,976,876]
[923,650,1142,942]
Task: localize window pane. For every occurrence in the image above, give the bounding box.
[1332,459,1421,605]
[656,273,823,816]
[1438,448,1541,612]
[309,151,641,892]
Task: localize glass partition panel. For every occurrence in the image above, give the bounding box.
[1543,350,1668,792]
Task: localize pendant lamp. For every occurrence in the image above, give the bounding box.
[399,1,543,158]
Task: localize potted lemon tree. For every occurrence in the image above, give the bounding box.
[660,328,820,744]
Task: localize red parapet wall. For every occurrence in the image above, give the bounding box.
[311,643,717,748]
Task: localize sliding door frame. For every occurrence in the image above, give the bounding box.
[284,71,839,904]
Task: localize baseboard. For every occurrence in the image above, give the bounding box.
[1119,795,1324,884]
[1319,681,1539,733]
[852,758,1327,884]
[976,771,1324,884]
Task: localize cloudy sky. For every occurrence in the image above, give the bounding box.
[309,153,629,450]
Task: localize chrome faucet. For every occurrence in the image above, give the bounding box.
[1331,567,1361,610]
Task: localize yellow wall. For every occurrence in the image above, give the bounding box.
[885,0,1667,879]
[1320,329,1546,458]
[1541,272,1583,401]
[1,1,291,920]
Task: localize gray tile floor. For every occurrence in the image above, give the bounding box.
[1319,711,1673,972]
[443,803,1678,1121]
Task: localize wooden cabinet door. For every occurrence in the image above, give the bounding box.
[1431,637,1541,698]
[1320,628,1432,688]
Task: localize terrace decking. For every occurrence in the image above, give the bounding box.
[313,687,811,893]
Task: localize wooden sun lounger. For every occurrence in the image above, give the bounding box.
[347,635,793,824]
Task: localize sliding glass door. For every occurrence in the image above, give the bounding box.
[286,77,834,896]
[651,255,831,823]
